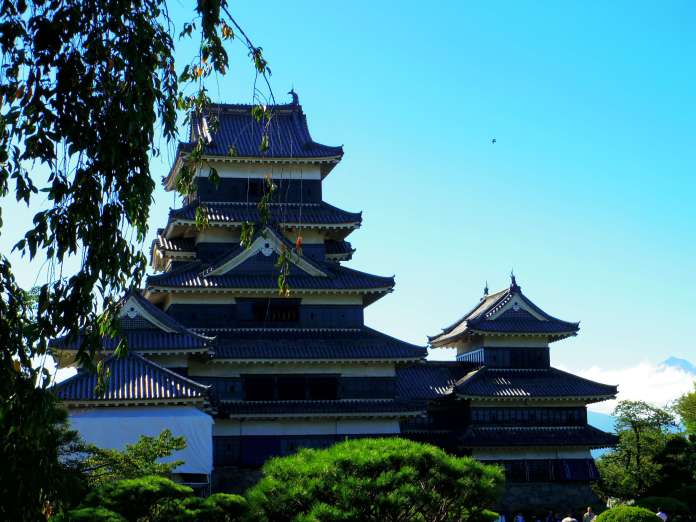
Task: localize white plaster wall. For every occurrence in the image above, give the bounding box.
[281,229,326,244]
[69,406,213,474]
[203,162,322,180]
[161,293,363,308]
[164,293,235,308]
[194,228,240,244]
[482,336,549,348]
[213,418,399,436]
[300,295,363,305]
[189,362,396,377]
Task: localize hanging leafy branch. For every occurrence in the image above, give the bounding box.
[0,1,272,518]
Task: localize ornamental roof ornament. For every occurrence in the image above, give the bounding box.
[288,88,299,105]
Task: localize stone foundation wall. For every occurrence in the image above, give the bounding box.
[497,482,602,518]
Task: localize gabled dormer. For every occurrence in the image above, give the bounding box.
[428,275,579,368]
[50,291,215,365]
[204,226,327,278]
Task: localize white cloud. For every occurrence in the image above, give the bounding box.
[561,361,696,414]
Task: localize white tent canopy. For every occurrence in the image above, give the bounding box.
[69,406,213,475]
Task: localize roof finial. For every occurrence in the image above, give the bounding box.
[510,269,518,289]
[483,280,489,296]
[288,88,299,105]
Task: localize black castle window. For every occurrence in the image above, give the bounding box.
[248,180,264,199]
[244,376,275,401]
[308,377,338,400]
[495,459,599,482]
[484,347,550,368]
[470,407,586,426]
[277,376,306,400]
[243,375,338,401]
[239,299,300,324]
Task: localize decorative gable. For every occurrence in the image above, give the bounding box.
[484,293,548,322]
[118,294,178,332]
[206,227,327,277]
[429,276,579,347]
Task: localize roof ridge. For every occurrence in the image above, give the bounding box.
[336,264,394,282]
[436,288,511,336]
[200,224,329,278]
[548,366,617,390]
[125,291,214,341]
[514,289,581,326]
[360,326,426,350]
[147,259,203,281]
[455,365,487,387]
[201,201,322,207]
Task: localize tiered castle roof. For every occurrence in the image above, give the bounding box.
[53,352,209,406]
[51,291,214,355]
[454,367,617,403]
[165,201,362,230]
[429,276,580,346]
[165,94,344,190]
[212,328,425,363]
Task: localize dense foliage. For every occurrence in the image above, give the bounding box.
[150,493,248,522]
[673,485,696,512]
[675,383,696,435]
[595,401,675,499]
[80,475,192,520]
[595,399,696,522]
[594,505,660,522]
[0,0,267,518]
[58,507,127,522]
[643,434,696,498]
[0,395,88,517]
[82,429,186,487]
[246,438,504,522]
[61,475,246,522]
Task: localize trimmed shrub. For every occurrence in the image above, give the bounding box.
[637,496,689,522]
[81,475,192,521]
[595,505,660,522]
[200,493,248,520]
[246,437,504,522]
[151,492,248,521]
[57,507,126,521]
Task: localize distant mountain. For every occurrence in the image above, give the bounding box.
[662,356,696,375]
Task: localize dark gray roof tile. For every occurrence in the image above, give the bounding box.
[455,367,617,400]
[396,363,476,400]
[146,263,394,293]
[429,282,579,345]
[183,102,343,159]
[212,327,426,360]
[460,425,618,448]
[168,201,361,228]
[52,353,208,403]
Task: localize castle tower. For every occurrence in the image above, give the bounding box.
[53,94,426,491]
[419,276,617,513]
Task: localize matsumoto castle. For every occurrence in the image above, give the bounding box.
[52,94,618,512]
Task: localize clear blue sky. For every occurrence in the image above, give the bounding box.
[2,1,694,370]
